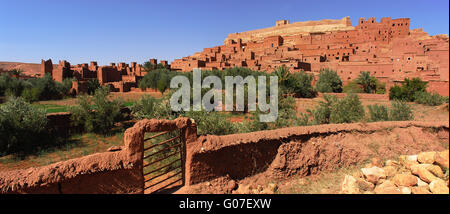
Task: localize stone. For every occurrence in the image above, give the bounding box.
[399,155,418,163]
[385,160,400,167]
[382,166,398,178]
[340,175,360,194]
[400,186,412,194]
[267,183,278,193]
[107,146,122,152]
[434,150,449,169]
[361,166,386,184]
[429,180,449,194]
[374,180,402,194]
[416,167,440,183]
[424,164,445,178]
[236,184,250,194]
[392,174,418,187]
[227,180,237,191]
[417,177,429,187]
[355,178,375,191]
[417,152,437,164]
[411,186,431,194]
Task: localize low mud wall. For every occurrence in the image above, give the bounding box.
[185,121,449,185]
[0,118,145,194]
[317,92,389,100]
[0,117,196,194]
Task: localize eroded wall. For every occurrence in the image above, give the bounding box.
[184,121,449,185]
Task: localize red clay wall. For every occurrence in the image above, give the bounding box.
[184,121,449,185]
[316,92,389,100]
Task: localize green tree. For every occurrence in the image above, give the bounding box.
[70,86,123,135]
[0,96,48,156]
[356,71,377,93]
[316,69,343,93]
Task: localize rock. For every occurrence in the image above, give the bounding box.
[417,177,429,187]
[340,175,360,194]
[236,184,250,194]
[411,186,431,194]
[402,160,420,170]
[371,157,383,167]
[416,167,440,183]
[107,146,122,152]
[424,164,445,178]
[257,185,263,192]
[374,180,402,194]
[410,164,428,175]
[267,183,278,193]
[434,150,449,169]
[355,178,375,191]
[361,166,386,184]
[399,155,418,163]
[400,186,412,194]
[392,174,418,187]
[376,178,386,186]
[352,171,364,179]
[227,180,237,191]
[418,152,437,164]
[429,180,449,194]
[382,166,398,178]
[385,160,400,167]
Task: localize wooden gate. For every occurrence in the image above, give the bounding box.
[142,129,185,194]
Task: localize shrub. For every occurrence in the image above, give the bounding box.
[311,94,337,124]
[310,94,364,124]
[367,104,389,122]
[130,95,172,119]
[389,78,427,101]
[70,86,123,135]
[0,74,26,97]
[315,69,343,93]
[389,100,414,121]
[183,110,237,136]
[414,91,444,106]
[389,85,404,101]
[21,87,41,102]
[329,93,365,123]
[343,80,364,93]
[375,81,386,94]
[0,97,48,156]
[282,70,316,98]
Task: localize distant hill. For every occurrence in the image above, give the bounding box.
[0,61,43,76]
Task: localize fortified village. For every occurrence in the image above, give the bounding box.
[40,16,449,96]
[170,16,449,95]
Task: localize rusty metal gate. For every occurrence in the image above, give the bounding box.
[142,129,185,194]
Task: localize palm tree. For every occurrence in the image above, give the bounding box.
[356,71,377,93]
[9,69,23,77]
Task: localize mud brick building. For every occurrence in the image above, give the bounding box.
[171,17,449,96]
[40,58,168,94]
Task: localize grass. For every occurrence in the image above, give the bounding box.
[0,131,125,171]
[33,104,69,113]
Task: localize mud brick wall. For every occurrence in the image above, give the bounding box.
[0,117,196,194]
[317,92,389,100]
[184,121,449,185]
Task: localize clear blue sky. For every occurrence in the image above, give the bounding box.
[0,0,448,65]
